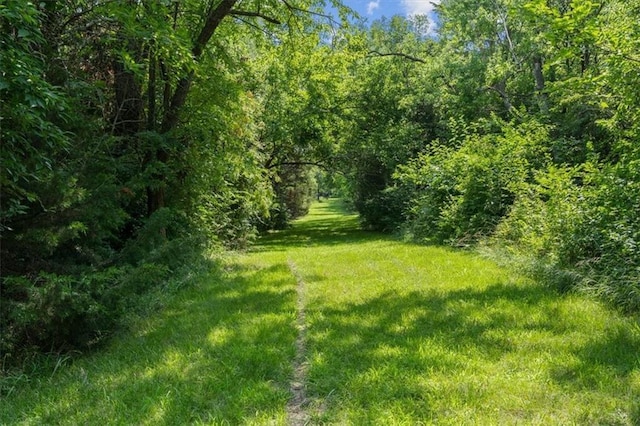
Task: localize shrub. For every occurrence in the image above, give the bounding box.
[0,204,210,369]
[396,118,551,244]
[1,269,124,360]
[495,159,640,311]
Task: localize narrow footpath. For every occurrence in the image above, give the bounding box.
[285,260,310,425]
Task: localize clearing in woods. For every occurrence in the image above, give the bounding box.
[2,199,639,424]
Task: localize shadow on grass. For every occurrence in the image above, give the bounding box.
[306,283,553,386]
[4,263,298,424]
[551,324,640,391]
[304,281,640,423]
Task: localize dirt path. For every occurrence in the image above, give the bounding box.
[286,259,310,426]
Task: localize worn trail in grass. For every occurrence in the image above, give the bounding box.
[259,199,640,424]
[3,199,640,424]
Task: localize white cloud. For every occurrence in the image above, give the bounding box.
[367,0,380,15]
[401,0,440,17]
[402,0,441,35]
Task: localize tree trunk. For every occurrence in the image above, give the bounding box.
[160,0,238,134]
[146,143,170,217]
[533,54,549,115]
[146,0,239,216]
[113,60,143,136]
[581,45,590,75]
[148,49,157,131]
[147,186,165,216]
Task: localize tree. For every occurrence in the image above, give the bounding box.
[337,16,439,230]
[248,29,354,227]
[1,0,355,364]
[0,0,70,230]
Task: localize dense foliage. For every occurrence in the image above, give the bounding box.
[0,0,348,367]
[2,0,639,368]
[338,0,640,311]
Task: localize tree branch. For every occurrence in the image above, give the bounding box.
[267,160,328,170]
[230,9,281,25]
[193,0,238,59]
[281,0,336,22]
[232,16,279,39]
[56,0,120,33]
[162,0,238,133]
[482,83,521,116]
[599,47,640,64]
[368,50,426,63]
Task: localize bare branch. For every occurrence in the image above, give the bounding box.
[368,50,426,63]
[267,160,328,170]
[497,9,522,70]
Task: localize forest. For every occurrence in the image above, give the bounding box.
[1,0,639,369]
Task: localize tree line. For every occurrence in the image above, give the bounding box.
[2,0,639,366]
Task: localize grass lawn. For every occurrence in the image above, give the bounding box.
[2,198,639,424]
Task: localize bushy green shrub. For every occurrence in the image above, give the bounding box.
[495,158,640,311]
[396,118,551,244]
[494,166,585,263]
[0,202,211,368]
[1,269,124,360]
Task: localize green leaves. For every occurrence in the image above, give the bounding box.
[0,0,71,226]
[394,118,552,244]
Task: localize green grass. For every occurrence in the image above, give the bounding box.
[2,198,640,424]
[0,258,297,425]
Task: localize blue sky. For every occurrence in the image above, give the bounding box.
[337,0,440,32]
